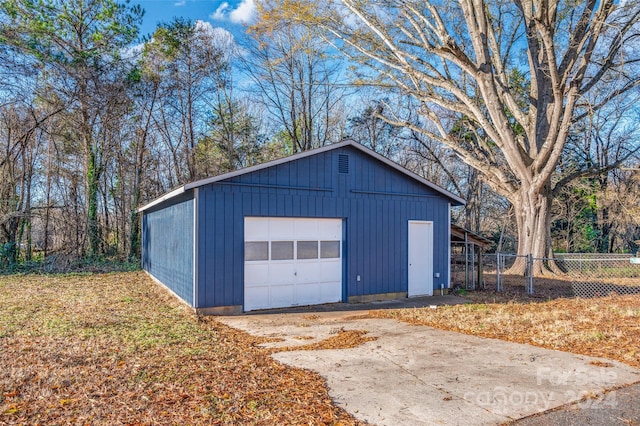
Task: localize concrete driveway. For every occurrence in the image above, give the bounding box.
[219,307,640,425]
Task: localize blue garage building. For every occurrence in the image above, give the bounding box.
[139,140,465,314]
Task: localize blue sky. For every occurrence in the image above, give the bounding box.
[132,0,256,39]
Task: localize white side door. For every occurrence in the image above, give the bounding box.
[408,221,434,297]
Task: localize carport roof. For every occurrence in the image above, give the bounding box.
[451,224,492,249]
[138,139,466,212]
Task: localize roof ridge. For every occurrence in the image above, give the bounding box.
[138,140,465,212]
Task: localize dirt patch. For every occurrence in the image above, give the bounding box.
[469,274,576,303]
[474,273,640,303]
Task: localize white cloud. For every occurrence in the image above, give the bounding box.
[211,2,230,21]
[194,20,228,39]
[174,0,186,6]
[121,42,145,60]
[194,20,238,56]
[211,0,256,24]
[229,0,256,24]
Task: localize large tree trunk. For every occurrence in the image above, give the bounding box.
[465,166,481,233]
[509,183,554,275]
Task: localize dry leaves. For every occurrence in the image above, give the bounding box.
[274,330,376,353]
[370,293,640,369]
[0,272,364,425]
[3,271,637,425]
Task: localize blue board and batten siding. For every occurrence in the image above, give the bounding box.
[194,145,453,309]
[142,192,195,306]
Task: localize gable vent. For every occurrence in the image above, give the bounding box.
[338,154,350,174]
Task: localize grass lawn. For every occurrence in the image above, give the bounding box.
[371,291,640,369]
[0,272,360,425]
[2,272,639,424]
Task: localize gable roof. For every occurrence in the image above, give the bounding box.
[138,140,465,212]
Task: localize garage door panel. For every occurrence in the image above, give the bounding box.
[295,219,319,239]
[296,282,322,305]
[270,219,294,239]
[245,263,269,286]
[320,282,342,302]
[296,261,320,283]
[270,284,295,307]
[319,259,342,282]
[245,218,269,240]
[269,262,296,284]
[318,220,342,239]
[244,286,270,311]
[244,217,343,312]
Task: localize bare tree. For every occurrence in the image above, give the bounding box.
[0,105,35,265]
[298,0,640,272]
[347,96,402,157]
[243,0,349,152]
[1,0,143,257]
[144,19,232,183]
[196,88,265,177]
[124,57,162,261]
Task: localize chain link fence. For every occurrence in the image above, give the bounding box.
[456,252,640,298]
[555,254,640,298]
[451,251,500,291]
[451,252,482,291]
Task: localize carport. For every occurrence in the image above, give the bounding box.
[451,224,492,290]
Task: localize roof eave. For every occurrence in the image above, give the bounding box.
[137,186,186,213]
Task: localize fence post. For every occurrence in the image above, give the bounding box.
[464,238,469,290]
[527,254,534,295]
[471,244,476,290]
[496,252,502,292]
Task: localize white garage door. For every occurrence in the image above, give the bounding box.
[244,217,342,311]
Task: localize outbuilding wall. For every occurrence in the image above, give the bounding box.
[195,145,451,309]
[142,192,195,305]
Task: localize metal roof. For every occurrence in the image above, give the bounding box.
[138,140,466,212]
[450,224,493,249]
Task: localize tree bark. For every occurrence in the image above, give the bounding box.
[510,183,554,275]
